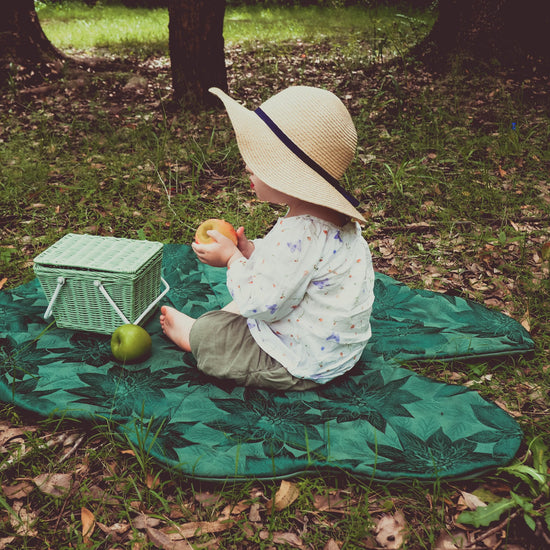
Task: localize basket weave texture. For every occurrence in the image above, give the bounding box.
[33,234,164,334]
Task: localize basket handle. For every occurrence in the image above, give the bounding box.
[44,276,66,319]
[133,277,170,325]
[94,277,170,326]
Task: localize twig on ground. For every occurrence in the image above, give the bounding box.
[58,433,86,464]
[465,494,546,548]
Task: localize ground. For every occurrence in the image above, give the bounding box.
[0,41,549,549]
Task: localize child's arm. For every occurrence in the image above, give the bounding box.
[236,226,255,259]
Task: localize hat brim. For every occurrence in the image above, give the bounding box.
[209,87,366,223]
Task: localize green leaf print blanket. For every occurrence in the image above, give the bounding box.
[0,244,534,481]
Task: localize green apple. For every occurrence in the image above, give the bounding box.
[111,324,152,363]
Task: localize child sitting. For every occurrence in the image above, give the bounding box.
[160,85,375,391]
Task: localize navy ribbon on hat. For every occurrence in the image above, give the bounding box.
[255,107,360,207]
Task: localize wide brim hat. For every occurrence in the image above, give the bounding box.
[209,86,366,223]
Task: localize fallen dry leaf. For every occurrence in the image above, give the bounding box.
[220,499,251,519]
[323,539,341,550]
[1,481,34,500]
[133,513,162,530]
[146,471,160,489]
[520,308,531,332]
[96,520,131,536]
[10,501,37,537]
[146,526,192,549]
[194,491,221,507]
[81,507,95,542]
[482,533,500,547]
[0,426,37,447]
[272,531,304,548]
[494,398,522,417]
[270,480,300,511]
[434,530,468,550]
[33,472,73,498]
[260,530,304,548]
[313,490,347,512]
[459,491,487,511]
[0,537,16,550]
[87,484,118,505]
[249,501,262,522]
[375,511,408,549]
[168,519,234,539]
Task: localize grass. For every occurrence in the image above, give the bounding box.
[36,1,170,56]
[36,1,434,62]
[1,2,550,549]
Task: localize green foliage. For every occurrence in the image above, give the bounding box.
[458,437,550,533]
[458,498,516,528]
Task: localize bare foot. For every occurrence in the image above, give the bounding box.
[159,305,195,352]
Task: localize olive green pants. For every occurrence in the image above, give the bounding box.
[189,310,319,391]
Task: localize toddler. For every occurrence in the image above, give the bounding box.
[160,86,375,390]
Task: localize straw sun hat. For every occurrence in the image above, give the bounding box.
[209,86,366,223]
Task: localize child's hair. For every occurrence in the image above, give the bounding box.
[210,86,365,223]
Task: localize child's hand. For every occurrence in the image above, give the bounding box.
[192,230,242,267]
[236,226,255,259]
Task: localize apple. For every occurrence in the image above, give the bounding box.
[195,218,238,245]
[111,324,152,363]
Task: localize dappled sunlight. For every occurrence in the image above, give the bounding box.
[38,3,434,63]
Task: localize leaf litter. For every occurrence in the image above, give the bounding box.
[1,31,549,550]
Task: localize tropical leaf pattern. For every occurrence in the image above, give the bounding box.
[0,243,533,480]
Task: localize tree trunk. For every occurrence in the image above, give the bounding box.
[167,0,227,109]
[0,0,64,87]
[414,0,549,71]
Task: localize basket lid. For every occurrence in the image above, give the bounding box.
[33,234,163,274]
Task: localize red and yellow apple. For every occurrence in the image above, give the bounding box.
[111,324,152,363]
[195,219,238,245]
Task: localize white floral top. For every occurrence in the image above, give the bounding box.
[226,215,375,384]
